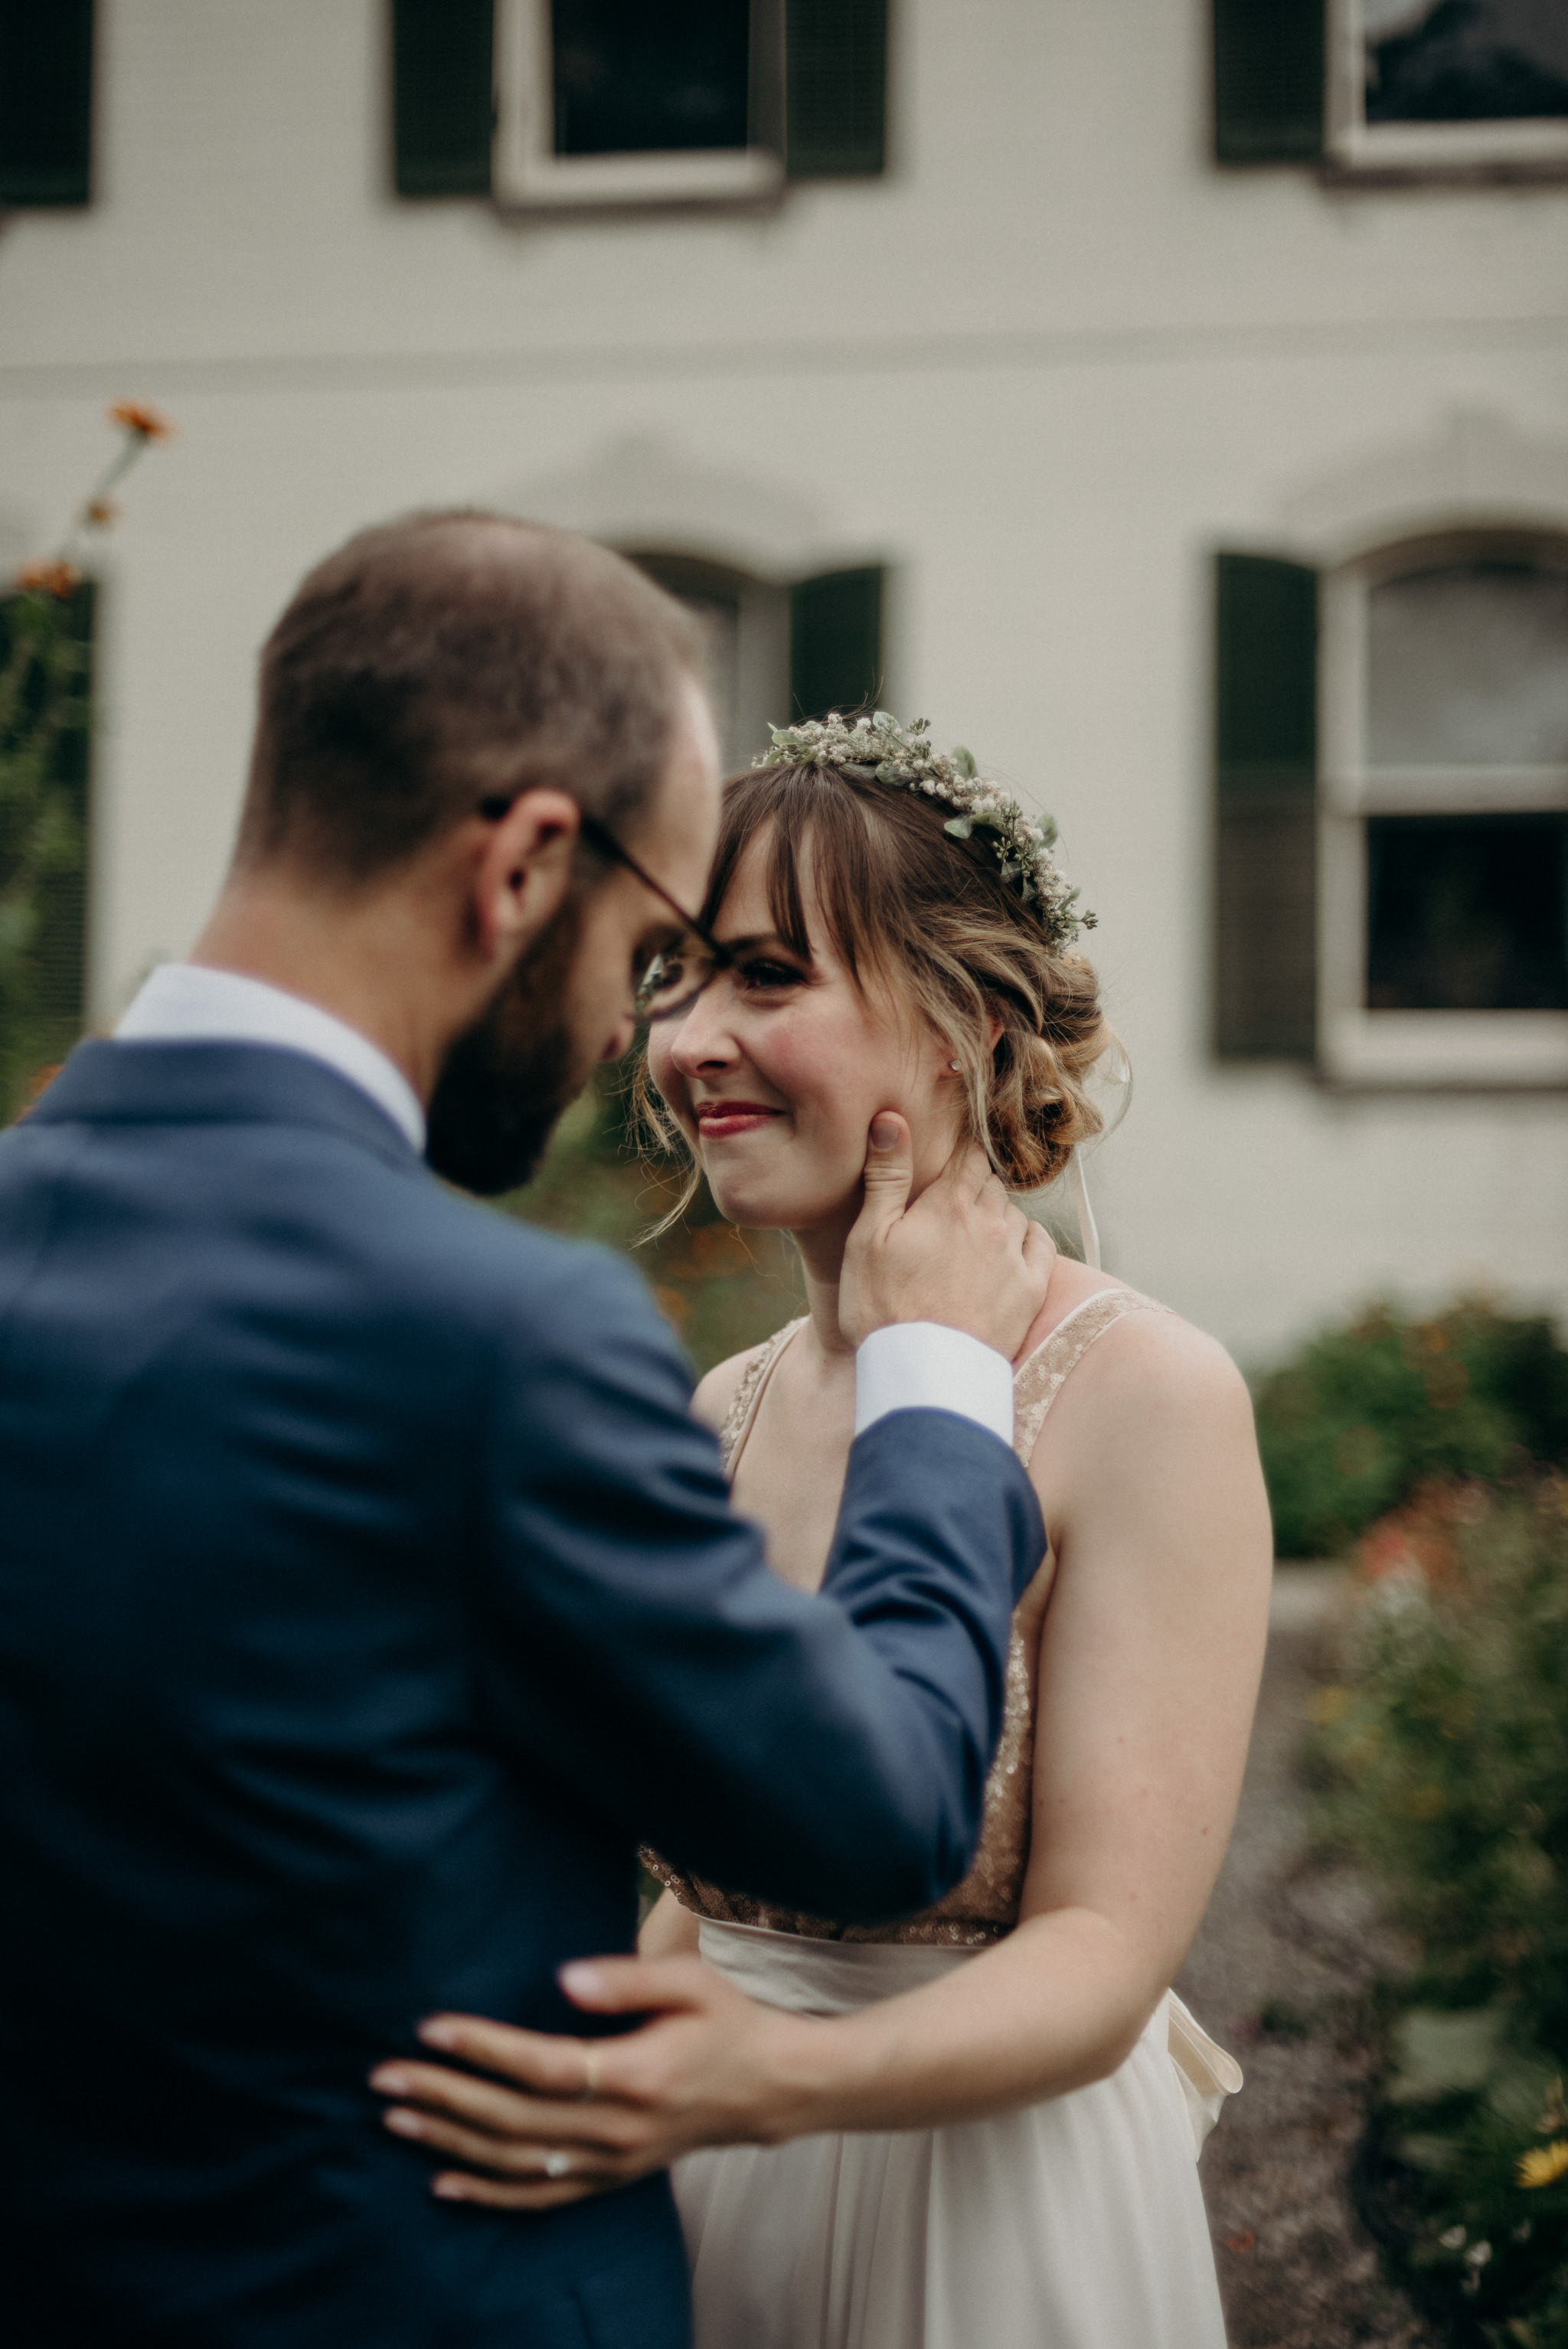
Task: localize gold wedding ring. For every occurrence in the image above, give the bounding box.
[580,2047,601,2099]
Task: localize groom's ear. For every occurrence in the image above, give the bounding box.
[467,789,581,966]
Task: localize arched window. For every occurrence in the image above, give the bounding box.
[1213,531,1568,1086]
[625,551,887,775]
[1320,531,1568,1083]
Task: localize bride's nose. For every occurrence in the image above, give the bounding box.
[668,981,739,1078]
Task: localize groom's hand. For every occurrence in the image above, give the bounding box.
[839,1112,1054,1359]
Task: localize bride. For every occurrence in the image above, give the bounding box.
[372,712,1273,2348]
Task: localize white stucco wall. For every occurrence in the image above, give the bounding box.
[2,0,1564,1365]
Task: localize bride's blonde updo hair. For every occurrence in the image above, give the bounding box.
[639,743,1115,1198]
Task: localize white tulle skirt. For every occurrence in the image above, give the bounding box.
[673,1917,1237,2349]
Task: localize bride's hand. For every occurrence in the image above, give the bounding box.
[369,1956,825,2212]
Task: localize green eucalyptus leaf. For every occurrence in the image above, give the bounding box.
[943,815,974,840]
[952,745,978,779]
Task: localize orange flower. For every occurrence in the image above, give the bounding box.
[107,399,177,441]
[13,559,81,600]
[83,495,120,528]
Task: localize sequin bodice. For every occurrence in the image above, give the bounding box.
[645,1287,1171,1946]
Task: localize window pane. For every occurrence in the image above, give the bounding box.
[552,0,750,156]
[1364,0,1568,125]
[1367,557,1568,768]
[626,556,743,766]
[1366,812,1568,1010]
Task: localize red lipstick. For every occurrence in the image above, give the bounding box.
[694,1100,784,1140]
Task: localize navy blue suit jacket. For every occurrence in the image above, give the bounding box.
[0,1041,1044,2349]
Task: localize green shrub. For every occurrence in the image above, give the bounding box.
[1315,1477,1568,2344]
[1256,1300,1568,1558]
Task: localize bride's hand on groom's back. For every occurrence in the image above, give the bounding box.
[369,1959,822,2212]
[839,1112,1054,1361]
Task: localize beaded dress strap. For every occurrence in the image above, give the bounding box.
[1011,1288,1171,1464]
[718,1318,808,1473]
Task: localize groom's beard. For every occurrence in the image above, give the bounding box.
[425,899,590,1196]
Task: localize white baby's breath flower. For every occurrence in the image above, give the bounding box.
[756,713,1094,949]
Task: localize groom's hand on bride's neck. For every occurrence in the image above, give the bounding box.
[838,1112,1054,1363]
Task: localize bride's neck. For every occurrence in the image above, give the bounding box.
[792,1217,857,1363]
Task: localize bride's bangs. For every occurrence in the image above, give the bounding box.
[636,754,1116,1220]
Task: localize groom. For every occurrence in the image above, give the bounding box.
[0,513,1048,2349]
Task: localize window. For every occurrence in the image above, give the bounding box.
[1328,0,1568,170]
[1321,536,1568,1083]
[1212,537,1568,1083]
[0,0,94,208]
[495,0,782,204]
[626,555,885,771]
[393,0,887,203]
[1213,0,1568,174]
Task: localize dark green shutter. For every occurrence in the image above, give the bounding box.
[786,0,887,178]
[789,567,884,720]
[392,0,493,197]
[0,583,93,1117]
[1213,0,1324,164]
[1214,554,1318,1060]
[0,0,93,207]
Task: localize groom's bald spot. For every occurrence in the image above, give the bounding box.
[237,512,702,887]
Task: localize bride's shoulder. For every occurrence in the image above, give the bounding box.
[691,1320,803,1438]
[1021,1263,1248,1419]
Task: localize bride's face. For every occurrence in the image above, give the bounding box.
[648,831,962,1237]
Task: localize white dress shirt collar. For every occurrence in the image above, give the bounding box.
[115,963,426,1152]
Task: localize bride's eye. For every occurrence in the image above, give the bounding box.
[735,956,805,994]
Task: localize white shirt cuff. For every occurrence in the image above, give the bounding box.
[853,1323,1014,1449]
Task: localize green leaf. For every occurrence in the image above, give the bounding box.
[1386,2007,1509,2104]
[1391,2132,1465,2174]
[942,815,973,840]
[951,745,978,779]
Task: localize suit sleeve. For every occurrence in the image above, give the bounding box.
[475,1250,1045,1923]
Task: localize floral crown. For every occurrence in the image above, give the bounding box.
[755,711,1094,953]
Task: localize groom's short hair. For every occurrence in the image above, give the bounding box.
[236,511,701,884]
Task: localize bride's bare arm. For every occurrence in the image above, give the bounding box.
[366,1315,1269,2204]
[638,1889,701,1959]
[758,1311,1272,2126]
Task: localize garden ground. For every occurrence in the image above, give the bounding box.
[1177,1568,1437,2349]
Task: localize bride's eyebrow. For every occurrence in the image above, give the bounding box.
[712,929,809,959]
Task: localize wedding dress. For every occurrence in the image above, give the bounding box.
[648,1289,1240,2349]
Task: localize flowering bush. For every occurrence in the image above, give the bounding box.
[1,404,174,1120]
[1314,1475,1568,2343]
[1256,1299,1568,1558]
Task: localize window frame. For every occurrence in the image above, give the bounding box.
[1324,0,1568,178]
[492,0,785,208]
[1318,528,1568,1088]
[622,551,789,773]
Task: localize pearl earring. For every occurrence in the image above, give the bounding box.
[949,1060,961,1071]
